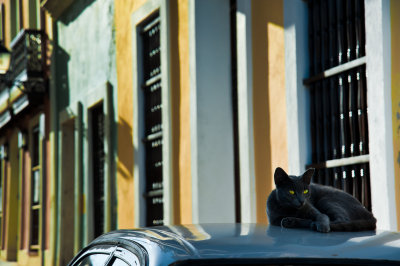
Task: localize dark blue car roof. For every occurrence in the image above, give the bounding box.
[77,223,400,265]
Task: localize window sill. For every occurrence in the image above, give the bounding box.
[307,154,370,169]
[303,56,366,86]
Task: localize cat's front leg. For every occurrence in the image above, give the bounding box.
[311,214,330,233]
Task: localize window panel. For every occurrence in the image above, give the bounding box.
[91,103,105,238]
[140,13,164,226]
[305,0,371,210]
[30,125,41,249]
[32,169,40,205]
[30,208,39,246]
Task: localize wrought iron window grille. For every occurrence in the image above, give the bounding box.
[140,13,164,227]
[304,0,371,210]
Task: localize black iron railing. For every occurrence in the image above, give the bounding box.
[9,29,47,93]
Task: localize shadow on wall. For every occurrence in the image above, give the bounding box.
[59,0,96,25]
[56,45,71,112]
[169,0,182,225]
[117,118,133,180]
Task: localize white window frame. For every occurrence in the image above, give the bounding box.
[364,0,396,230]
[131,0,173,227]
[235,0,256,223]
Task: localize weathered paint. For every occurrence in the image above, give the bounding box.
[391,0,400,231]
[252,0,287,223]
[114,0,144,229]
[53,0,118,264]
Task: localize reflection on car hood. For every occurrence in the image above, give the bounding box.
[95,223,400,265]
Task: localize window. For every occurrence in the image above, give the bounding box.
[132,0,173,227]
[30,126,41,249]
[140,13,164,226]
[304,0,370,210]
[91,103,105,238]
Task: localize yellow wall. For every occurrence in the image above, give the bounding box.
[252,0,287,223]
[115,0,192,227]
[171,0,192,224]
[115,0,138,229]
[391,0,400,231]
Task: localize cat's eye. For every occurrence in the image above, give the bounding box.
[289,190,295,195]
[304,189,309,194]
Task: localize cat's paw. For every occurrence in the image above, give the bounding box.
[311,221,330,233]
[281,217,297,228]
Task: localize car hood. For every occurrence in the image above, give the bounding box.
[96,223,400,265]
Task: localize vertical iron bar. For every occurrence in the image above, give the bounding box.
[230,0,241,223]
[354,0,365,58]
[313,0,322,74]
[321,0,329,70]
[348,71,359,157]
[328,0,337,68]
[345,0,355,62]
[357,66,368,155]
[336,0,346,64]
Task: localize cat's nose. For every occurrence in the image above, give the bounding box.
[297,199,305,208]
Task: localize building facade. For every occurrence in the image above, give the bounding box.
[0,0,52,265]
[114,0,400,232]
[0,0,399,265]
[43,0,118,265]
[115,0,288,228]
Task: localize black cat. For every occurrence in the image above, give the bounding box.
[266,167,376,233]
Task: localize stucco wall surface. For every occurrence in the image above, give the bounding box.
[56,0,117,109]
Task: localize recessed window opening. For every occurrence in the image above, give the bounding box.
[140,12,164,226]
[91,103,105,238]
[305,0,371,210]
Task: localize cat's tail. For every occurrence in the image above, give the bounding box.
[329,217,377,232]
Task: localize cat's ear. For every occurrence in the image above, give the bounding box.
[274,167,289,186]
[302,168,315,185]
